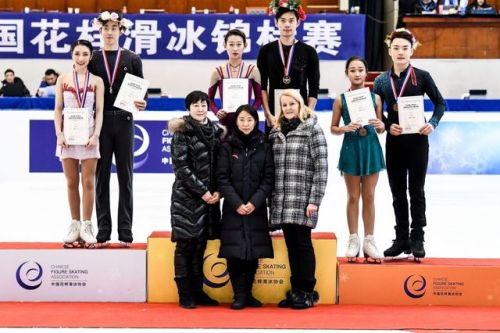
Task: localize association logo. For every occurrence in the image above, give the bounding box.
[404,274,427,299]
[133,124,150,169]
[203,253,230,288]
[16,261,43,290]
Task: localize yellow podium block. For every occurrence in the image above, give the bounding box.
[147,231,337,304]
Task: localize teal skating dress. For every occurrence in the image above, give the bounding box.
[338,92,385,176]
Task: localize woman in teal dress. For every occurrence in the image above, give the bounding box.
[331,56,385,263]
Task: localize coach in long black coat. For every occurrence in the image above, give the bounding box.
[216,104,274,310]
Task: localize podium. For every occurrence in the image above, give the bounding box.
[338,257,500,306]
[0,243,146,302]
[147,231,337,304]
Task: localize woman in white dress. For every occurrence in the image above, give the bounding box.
[54,39,104,248]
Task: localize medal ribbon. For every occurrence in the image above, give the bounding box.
[73,69,90,108]
[226,61,244,79]
[102,48,122,93]
[278,39,295,78]
[390,65,414,103]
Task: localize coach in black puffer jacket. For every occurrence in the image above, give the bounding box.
[169,114,224,241]
[216,104,274,310]
[168,91,225,309]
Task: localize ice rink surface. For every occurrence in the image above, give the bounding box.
[1,171,499,259]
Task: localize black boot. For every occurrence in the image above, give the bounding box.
[411,239,426,258]
[230,273,247,310]
[174,277,196,309]
[244,268,262,307]
[191,274,219,306]
[290,289,316,310]
[383,238,411,257]
[277,290,293,308]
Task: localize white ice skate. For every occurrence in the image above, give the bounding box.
[345,234,360,263]
[63,220,81,248]
[363,235,383,264]
[80,220,97,248]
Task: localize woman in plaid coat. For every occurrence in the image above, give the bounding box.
[268,89,328,309]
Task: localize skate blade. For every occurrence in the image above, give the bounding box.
[84,243,96,249]
[364,257,383,264]
[96,242,110,249]
[119,242,131,248]
[63,241,83,249]
[384,254,415,262]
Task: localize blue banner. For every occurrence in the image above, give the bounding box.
[30,119,173,173]
[0,13,365,60]
[30,119,500,175]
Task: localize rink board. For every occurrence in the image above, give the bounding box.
[338,258,500,306]
[147,231,337,304]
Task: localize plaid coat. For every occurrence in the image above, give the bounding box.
[269,115,328,228]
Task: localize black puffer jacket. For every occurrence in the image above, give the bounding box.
[216,131,274,260]
[169,116,225,241]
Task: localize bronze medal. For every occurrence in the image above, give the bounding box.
[283,76,291,85]
[393,104,398,112]
[358,127,367,137]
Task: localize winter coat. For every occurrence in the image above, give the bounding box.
[216,131,274,260]
[269,115,328,228]
[0,78,30,97]
[169,115,225,241]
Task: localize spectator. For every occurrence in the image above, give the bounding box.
[0,69,30,97]
[466,0,494,13]
[36,68,59,97]
[415,0,437,13]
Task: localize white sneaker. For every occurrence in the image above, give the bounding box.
[63,220,81,244]
[345,234,360,262]
[363,235,383,262]
[80,220,97,245]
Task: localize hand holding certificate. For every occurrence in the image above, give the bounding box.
[398,95,425,134]
[63,107,90,145]
[344,87,377,126]
[222,78,249,113]
[113,73,150,114]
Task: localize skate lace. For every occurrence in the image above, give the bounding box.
[67,222,79,235]
[82,222,94,236]
[346,236,360,254]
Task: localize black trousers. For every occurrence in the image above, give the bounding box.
[226,258,258,278]
[386,134,429,241]
[281,224,316,292]
[174,238,208,279]
[95,110,134,242]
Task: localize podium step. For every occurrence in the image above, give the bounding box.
[147,231,337,304]
[0,242,146,302]
[338,257,500,306]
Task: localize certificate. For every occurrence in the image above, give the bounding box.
[274,89,300,118]
[398,95,425,134]
[222,78,249,113]
[344,87,376,126]
[113,73,150,113]
[63,107,89,145]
